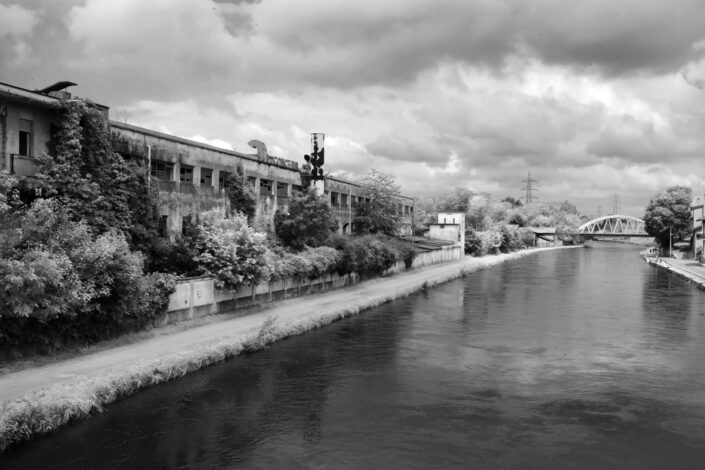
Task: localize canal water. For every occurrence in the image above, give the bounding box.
[4,244,705,469]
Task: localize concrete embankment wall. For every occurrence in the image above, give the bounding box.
[645,258,705,290]
[163,245,463,325]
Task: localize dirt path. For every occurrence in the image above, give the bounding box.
[0,248,572,406]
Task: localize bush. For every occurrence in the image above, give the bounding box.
[0,200,177,355]
[266,246,341,281]
[477,230,502,255]
[274,188,336,250]
[464,227,482,256]
[499,225,522,253]
[325,234,415,277]
[193,210,270,290]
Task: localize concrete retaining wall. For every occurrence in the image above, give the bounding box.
[163,245,463,325]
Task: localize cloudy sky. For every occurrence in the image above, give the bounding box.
[3,0,705,217]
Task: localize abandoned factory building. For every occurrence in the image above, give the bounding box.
[1,80,415,237]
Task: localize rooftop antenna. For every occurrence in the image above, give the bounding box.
[521,171,539,204]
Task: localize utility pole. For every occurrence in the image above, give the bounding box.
[612,193,621,214]
[521,171,539,205]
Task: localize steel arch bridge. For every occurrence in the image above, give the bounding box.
[577,214,650,237]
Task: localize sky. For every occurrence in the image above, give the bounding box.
[2,0,705,217]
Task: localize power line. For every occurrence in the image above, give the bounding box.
[521,171,539,205]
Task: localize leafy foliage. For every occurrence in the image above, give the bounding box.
[30,99,161,255]
[354,169,403,236]
[274,188,336,250]
[325,234,417,277]
[464,227,483,256]
[438,188,473,212]
[193,210,270,290]
[644,186,692,248]
[0,200,176,354]
[265,246,342,280]
[225,172,257,221]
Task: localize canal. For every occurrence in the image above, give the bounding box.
[4,244,705,469]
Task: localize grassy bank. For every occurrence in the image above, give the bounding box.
[0,247,578,452]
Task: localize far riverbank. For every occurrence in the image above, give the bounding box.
[0,246,579,452]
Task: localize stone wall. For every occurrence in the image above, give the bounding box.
[162,245,462,325]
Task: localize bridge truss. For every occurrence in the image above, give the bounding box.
[578,214,649,237]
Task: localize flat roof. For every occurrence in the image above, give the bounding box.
[0,81,60,106]
[110,120,301,170]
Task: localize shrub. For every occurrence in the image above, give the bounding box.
[0,200,177,355]
[265,246,341,281]
[193,210,270,290]
[464,227,482,256]
[499,225,522,253]
[517,227,536,248]
[325,234,414,277]
[477,230,502,255]
[274,188,336,250]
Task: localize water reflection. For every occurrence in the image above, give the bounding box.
[4,246,705,469]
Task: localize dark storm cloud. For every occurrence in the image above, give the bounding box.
[3,0,705,103]
[519,0,705,77]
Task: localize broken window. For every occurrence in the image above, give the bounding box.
[150,160,174,181]
[180,165,193,184]
[260,179,273,195]
[200,168,213,186]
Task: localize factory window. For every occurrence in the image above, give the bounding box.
[180,165,194,184]
[150,160,174,181]
[200,168,213,186]
[219,171,231,188]
[18,119,33,156]
[260,179,273,195]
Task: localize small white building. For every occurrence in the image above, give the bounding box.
[428,212,465,252]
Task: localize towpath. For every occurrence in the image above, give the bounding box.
[646,257,705,288]
[0,248,570,406]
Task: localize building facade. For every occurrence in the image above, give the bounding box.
[1,80,415,238]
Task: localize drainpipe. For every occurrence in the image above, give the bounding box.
[147,144,151,182]
[0,103,6,172]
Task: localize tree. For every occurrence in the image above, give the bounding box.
[438,188,474,212]
[464,227,482,256]
[502,196,522,207]
[274,188,337,250]
[466,194,492,230]
[644,186,692,249]
[354,169,403,236]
